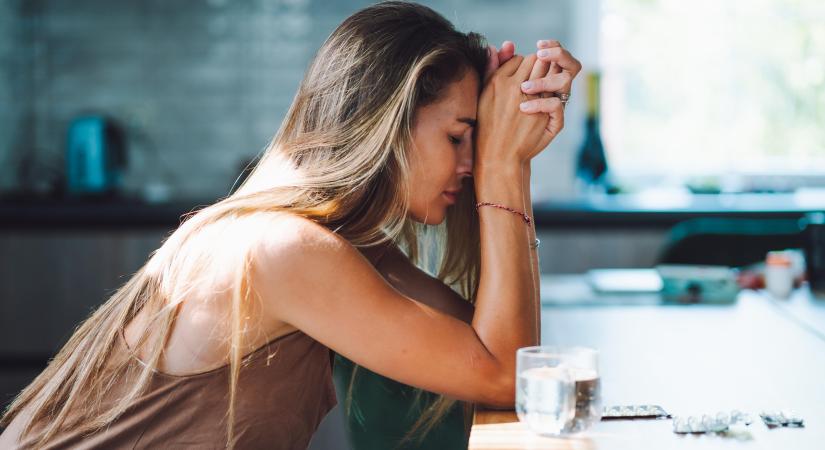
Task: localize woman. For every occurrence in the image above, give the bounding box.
[333,35,577,449]
[0,2,579,449]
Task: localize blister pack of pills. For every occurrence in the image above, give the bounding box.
[760,411,804,428]
[672,410,753,434]
[602,404,671,420]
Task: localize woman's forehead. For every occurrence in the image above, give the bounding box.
[423,72,479,123]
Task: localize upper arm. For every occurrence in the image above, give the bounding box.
[252,216,508,406]
[373,246,475,324]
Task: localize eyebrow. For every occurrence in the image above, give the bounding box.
[457,117,477,127]
[455,117,476,128]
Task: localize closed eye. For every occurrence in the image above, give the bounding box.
[448,135,462,146]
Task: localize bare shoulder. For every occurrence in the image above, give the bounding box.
[248,211,360,277]
[256,211,347,252]
[249,211,375,306]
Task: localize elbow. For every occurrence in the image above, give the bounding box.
[491,371,516,408]
[477,363,516,408]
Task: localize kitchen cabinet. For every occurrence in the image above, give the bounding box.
[0,229,167,408]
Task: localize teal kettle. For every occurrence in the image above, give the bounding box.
[66,115,127,195]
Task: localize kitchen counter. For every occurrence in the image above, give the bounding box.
[469,276,825,450]
[534,191,825,228]
[1,192,822,230]
[0,196,215,230]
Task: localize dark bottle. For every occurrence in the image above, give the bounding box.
[575,72,608,187]
[803,212,825,295]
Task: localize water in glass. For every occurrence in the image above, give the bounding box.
[516,366,576,436]
[565,367,602,433]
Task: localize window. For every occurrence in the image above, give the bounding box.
[600,0,825,190]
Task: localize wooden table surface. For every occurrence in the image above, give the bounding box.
[469,275,825,450]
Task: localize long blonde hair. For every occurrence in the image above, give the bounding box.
[1,1,487,447]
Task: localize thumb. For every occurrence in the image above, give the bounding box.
[543,111,564,146]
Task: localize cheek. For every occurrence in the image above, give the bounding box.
[421,151,456,197]
[411,143,455,191]
[406,154,431,211]
[406,154,452,221]
[439,152,458,183]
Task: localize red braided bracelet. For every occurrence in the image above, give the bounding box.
[475,202,532,226]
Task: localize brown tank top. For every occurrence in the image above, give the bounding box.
[2,330,337,449]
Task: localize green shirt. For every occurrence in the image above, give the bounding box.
[333,354,469,450]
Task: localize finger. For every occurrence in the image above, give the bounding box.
[536,46,583,78]
[550,60,565,75]
[499,53,524,77]
[521,98,566,141]
[545,105,564,137]
[519,97,564,115]
[535,109,565,150]
[537,39,562,50]
[498,40,516,64]
[529,40,552,80]
[520,72,573,95]
[514,54,538,80]
[537,40,563,75]
[530,58,549,80]
[484,44,500,82]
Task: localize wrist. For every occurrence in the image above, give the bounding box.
[474,167,525,206]
[474,161,524,181]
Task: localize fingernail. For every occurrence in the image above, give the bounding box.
[537,49,550,58]
[520,102,534,112]
[537,40,548,47]
[521,81,533,90]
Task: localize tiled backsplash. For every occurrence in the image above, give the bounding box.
[0,0,580,200]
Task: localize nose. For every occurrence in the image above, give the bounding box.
[457,141,473,179]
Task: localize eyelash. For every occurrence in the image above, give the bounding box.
[449,135,462,146]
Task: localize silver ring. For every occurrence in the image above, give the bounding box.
[529,238,541,250]
[555,92,570,108]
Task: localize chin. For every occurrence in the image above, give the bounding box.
[409,209,446,225]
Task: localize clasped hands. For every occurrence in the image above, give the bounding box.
[477,40,582,165]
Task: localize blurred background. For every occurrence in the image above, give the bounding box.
[1,0,824,447]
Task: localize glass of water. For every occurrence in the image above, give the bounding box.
[516,346,601,436]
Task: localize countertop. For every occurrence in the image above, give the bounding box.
[0,196,214,230]
[469,275,825,449]
[1,192,823,230]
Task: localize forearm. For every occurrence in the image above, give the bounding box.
[522,162,541,343]
[471,163,539,373]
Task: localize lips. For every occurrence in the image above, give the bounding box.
[442,191,458,204]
